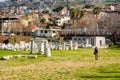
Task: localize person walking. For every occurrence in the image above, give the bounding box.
[94,46,98,60]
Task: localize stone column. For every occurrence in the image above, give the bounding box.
[44,41,51,57]
[40,41,44,54]
[30,39,33,54]
[38,42,42,54]
[69,40,73,50]
[55,42,58,50]
[73,42,78,50]
[86,39,89,48]
[44,40,48,49]
[63,42,65,50]
[45,45,51,57]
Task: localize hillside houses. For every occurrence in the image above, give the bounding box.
[0,0,120,45]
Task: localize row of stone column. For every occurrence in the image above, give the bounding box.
[30,39,79,57]
[30,39,51,57]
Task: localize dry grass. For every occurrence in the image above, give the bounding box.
[0,48,120,80]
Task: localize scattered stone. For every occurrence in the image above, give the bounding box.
[2,55,37,60]
[2,56,12,60]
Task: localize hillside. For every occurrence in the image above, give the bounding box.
[0,35,30,44]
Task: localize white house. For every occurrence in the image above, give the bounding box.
[34,29,60,38]
[72,36,107,48]
[55,16,70,26]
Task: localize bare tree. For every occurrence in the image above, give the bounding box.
[98,13,120,44]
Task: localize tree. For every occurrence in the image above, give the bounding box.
[93,6,101,16]
[62,23,67,29]
[69,8,85,28]
[42,10,49,14]
[40,18,46,29]
[107,14,120,44]
[53,6,64,13]
[84,4,95,9]
[98,13,120,44]
[80,10,85,18]
[77,14,98,35]
[69,8,85,36]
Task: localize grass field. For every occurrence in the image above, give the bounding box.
[0,46,120,80]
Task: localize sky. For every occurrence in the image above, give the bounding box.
[0,0,5,2]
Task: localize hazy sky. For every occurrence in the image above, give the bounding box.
[0,0,5,2]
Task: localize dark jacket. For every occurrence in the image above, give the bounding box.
[94,47,98,55]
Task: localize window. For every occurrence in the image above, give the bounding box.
[91,38,94,46]
[88,38,91,44]
[78,38,81,40]
[83,38,86,41]
[74,38,76,40]
[53,31,56,33]
[45,30,47,33]
[41,30,43,33]
[78,38,81,42]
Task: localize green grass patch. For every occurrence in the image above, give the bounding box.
[75,63,120,80]
[0,47,120,80]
